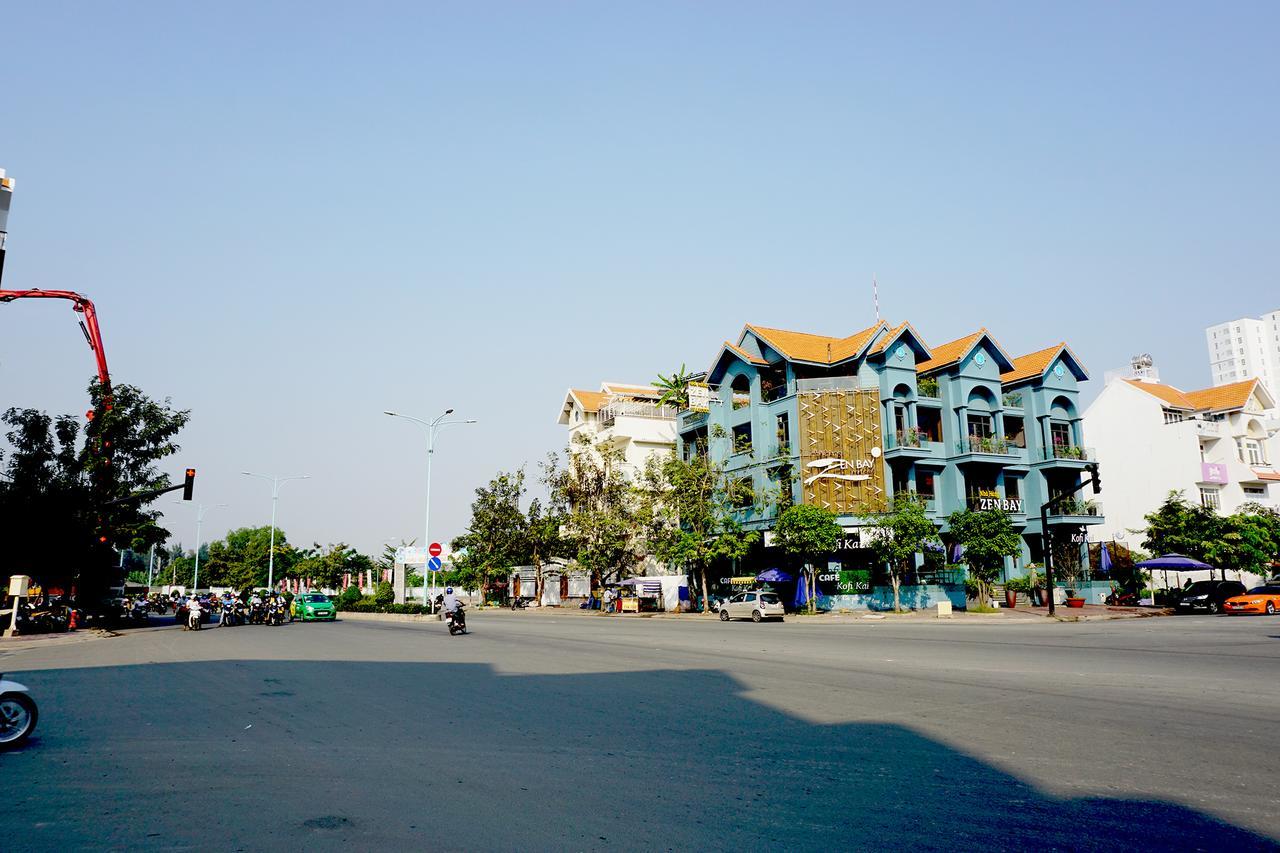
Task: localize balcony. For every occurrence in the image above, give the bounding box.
[886,428,936,457]
[599,401,677,428]
[1194,420,1221,438]
[760,380,793,403]
[796,376,861,393]
[955,435,1016,457]
[1046,498,1104,523]
[1039,444,1095,463]
[678,410,708,430]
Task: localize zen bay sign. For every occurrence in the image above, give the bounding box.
[970,489,1023,514]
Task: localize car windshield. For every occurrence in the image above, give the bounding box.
[1184,582,1215,594]
[760,593,781,604]
[1247,586,1280,595]
[302,594,329,602]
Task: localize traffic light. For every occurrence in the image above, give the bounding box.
[183,468,196,501]
[1087,463,1101,494]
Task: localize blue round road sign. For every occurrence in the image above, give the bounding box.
[427,556,442,572]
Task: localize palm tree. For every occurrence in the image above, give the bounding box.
[654,364,695,410]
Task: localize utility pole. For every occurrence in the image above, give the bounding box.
[1040,463,1102,617]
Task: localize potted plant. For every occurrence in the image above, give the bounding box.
[1004,576,1029,609]
[1065,587,1086,608]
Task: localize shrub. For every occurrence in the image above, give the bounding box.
[374,581,394,607]
[1004,576,1030,594]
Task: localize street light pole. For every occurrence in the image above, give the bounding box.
[384,408,477,610]
[175,502,226,593]
[241,472,310,592]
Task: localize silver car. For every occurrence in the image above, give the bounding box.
[718,591,785,623]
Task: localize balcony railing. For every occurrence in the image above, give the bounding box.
[888,428,923,449]
[678,410,707,430]
[599,401,678,428]
[1194,420,1221,437]
[957,435,1012,455]
[1047,499,1103,518]
[1041,444,1094,462]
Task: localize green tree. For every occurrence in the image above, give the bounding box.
[293,543,372,591]
[773,504,841,614]
[451,469,532,602]
[549,434,645,588]
[0,381,190,603]
[528,452,571,602]
[1141,491,1221,565]
[200,526,298,591]
[374,580,394,607]
[653,364,695,410]
[1210,504,1280,580]
[640,446,759,614]
[870,496,941,612]
[947,508,1022,606]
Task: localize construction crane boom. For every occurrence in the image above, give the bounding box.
[0,288,113,398]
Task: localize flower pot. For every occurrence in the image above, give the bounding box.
[1004,589,1018,609]
[1065,597,1086,609]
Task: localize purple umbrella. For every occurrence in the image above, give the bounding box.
[1135,553,1211,570]
[1100,543,1113,575]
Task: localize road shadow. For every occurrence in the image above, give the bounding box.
[2,661,1275,852]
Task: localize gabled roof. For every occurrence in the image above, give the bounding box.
[1001,343,1089,386]
[567,389,606,413]
[1184,378,1272,412]
[916,328,1015,375]
[743,321,885,365]
[867,321,932,360]
[1123,380,1195,409]
[601,382,660,398]
[1124,377,1275,413]
[707,340,769,383]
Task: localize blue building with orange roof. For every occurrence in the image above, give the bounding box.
[678,321,1106,609]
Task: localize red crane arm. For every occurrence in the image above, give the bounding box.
[0,288,112,396]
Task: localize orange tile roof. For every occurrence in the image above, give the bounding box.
[1184,379,1259,412]
[724,341,769,366]
[867,322,908,356]
[745,322,883,365]
[916,329,987,374]
[1002,343,1065,384]
[601,382,660,397]
[569,389,607,413]
[1253,469,1280,482]
[1123,380,1195,409]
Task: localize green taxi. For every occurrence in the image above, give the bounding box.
[292,593,336,621]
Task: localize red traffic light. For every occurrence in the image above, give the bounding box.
[182,468,196,501]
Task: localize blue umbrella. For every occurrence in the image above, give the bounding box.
[756,568,793,583]
[1100,543,1113,575]
[950,542,966,563]
[795,572,811,608]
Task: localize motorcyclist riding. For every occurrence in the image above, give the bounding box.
[442,587,460,615]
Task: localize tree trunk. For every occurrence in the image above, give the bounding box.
[807,563,816,615]
[700,565,711,615]
[532,547,543,607]
[891,566,902,613]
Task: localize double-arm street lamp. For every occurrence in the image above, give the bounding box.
[241,472,310,592]
[174,501,228,592]
[384,408,476,609]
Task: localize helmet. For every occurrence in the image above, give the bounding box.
[445,587,453,594]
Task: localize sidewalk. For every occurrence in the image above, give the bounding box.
[1006,603,1175,622]
[0,628,117,655]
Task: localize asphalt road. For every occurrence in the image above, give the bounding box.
[2,611,1278,851]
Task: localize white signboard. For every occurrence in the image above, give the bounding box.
[8,575,30,597]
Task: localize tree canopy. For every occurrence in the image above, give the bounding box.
[871,496,940,612]
[946,508,1021,604]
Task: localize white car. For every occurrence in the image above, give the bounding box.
[718,591,785,623]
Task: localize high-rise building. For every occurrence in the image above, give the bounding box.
[1205,311,1280,389]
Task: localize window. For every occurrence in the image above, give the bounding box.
[917,471,936,500]
[1199,487,1221,510]
[732,423,753,455]
[967,413,993,438]
[732,476,754,509]
[1243,440,1266,465]
[1163,409,1185,424]
[775,413,790,451]
[1050,421,1071,448]
[1006,477,1021,501]
[917,407,942,442]
[1242,486,1266,498]
[1004,415,1025,447]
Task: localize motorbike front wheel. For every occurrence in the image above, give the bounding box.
[0,693,37,749]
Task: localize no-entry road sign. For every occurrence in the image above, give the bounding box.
[428,542,443,558]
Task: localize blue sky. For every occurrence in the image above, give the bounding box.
[2,2,1277,555]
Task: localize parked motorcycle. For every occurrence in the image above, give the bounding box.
[1105,587,1140,607]
[446,606,467,636]
[0,674,39,749]
[510,596,529,610]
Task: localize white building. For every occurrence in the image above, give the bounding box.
[556,382,677,478]
[1084,373,1280,545]
[1205,310,1280,389]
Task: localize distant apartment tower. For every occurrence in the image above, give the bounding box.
[1205,311,1280,388]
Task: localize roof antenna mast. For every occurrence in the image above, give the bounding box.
[873,274,880,321]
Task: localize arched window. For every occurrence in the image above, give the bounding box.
[730,374,751,410]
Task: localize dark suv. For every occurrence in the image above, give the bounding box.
[1174,580,1247,614]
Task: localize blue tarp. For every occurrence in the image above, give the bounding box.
[795,572,812,607]
[756,568,793,583]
